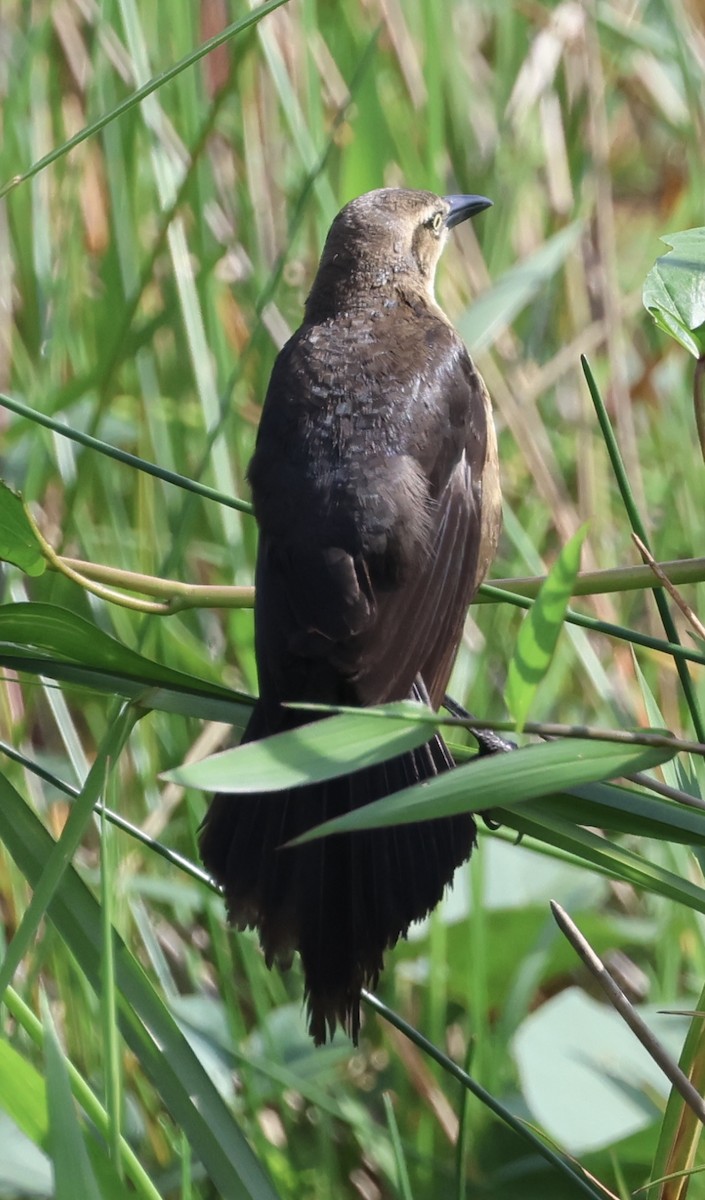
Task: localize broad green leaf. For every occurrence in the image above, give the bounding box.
[643,227,705,358]
[0,482,46,576]
[505,526,588,730]
[0,602,250,722]
[514,988,685,1153]
[0,771,281,1200]
[289,735,676,843]
[42,997,103,1200]
[164,702,438,792]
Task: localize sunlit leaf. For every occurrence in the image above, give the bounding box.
[643,227,705,357]
[290,735,676,843]
[0,1041,48,1145]
[163,702,438,792]
[505,526,588,730]
[0,482,46,577]
[0,603,250,722]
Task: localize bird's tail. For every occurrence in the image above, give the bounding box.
[199,701,475,1044]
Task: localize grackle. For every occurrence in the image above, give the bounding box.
[200,188,501,1044]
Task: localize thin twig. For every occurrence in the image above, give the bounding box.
[441,715,705,759]
[627,771,705,813]
[550,901,705,1125]
[476,557,705,603]
[632,534,705,641]
[61,558,254,611]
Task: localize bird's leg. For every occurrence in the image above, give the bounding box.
[441,693,515,831]
[442,693,516,755]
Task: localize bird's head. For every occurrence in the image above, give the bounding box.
[305,188,491,318]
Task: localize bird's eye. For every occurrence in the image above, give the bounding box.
[431,211,444,233]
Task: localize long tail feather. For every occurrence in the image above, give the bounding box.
[199,703,475,1043]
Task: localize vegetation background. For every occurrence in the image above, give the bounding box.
[0,0,704,1197]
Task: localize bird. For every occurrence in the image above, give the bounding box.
[200,187,501,1044]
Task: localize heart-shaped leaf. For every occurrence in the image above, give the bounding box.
[0,482,46,577]
[643,227,705,358]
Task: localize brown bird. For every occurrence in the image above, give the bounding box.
[200,188,501,1044]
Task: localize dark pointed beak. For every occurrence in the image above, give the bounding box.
[444,194,493,229]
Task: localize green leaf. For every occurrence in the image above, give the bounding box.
[42,996,104,1200]
[163,702,439,792]
[0,482,46,576]
[0,602,250,722]
[642,227,705,357]
[514,988,684,1153]
[499,802,705,915]
[289,735,676,843]
[534,781,705,846]
[0,1040,48,1145]
[505,526,588,730]
[2,988,164,1200]
[0,707,138,1006]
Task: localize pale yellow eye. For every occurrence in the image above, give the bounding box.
[431,211,443,233]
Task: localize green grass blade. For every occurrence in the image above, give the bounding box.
[648,980,705,1200]
[457,223,583,353]
[0,772,281,1199]
[165,703,439,792]
[0,602,251,720]
[505,525,588,729]
[0,392,253,514]
[4,988,164,1200]
[42,994,105,1200]
[501,804,705,914]
[0,0,290,199]
[0,705,139,1006]
[533,781,705,845]
[363,992,604,1200]
[0,1038,48,1147]
[582,355,705,741]
[289,736,676,842]
[481,582,705,668]
[0,652,251,722]
[382,1093,413,1200]
[99,806,122,1175]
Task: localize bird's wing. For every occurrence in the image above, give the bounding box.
[349,351,494,708]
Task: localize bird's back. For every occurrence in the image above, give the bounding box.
[249,293,497,711]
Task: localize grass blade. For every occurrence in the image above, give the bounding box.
[290,736,676,843]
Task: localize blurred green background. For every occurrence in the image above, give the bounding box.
[1,0,704,1197]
